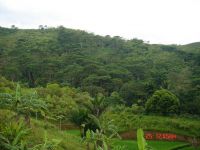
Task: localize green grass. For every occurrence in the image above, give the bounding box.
[101,111,200,137]
[66,129,81,136]
[182,147,200,150]
[113,139,196,150]
[66,129,198,150]
[0,109,87,150]
[30,119,86,150]
[1,109,199,150]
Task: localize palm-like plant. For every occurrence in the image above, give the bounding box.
[84,129,107,150]
[84,93,107,118]
[0,83,47,125]
[83,115,121,150]
[18,91,47,125]
[68,108,89,137]
[92,94,107,117]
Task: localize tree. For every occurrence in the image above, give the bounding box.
[106,92,124,106]
[69,108,88,127]
[145,89,180,115]
[88,93,107,117]
[39,25,44,30]
[18,90,47,125]
[119,81,146,106]
[11,25,17,29]
[1,26,200,116]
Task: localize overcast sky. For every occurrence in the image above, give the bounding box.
[0,0,200,44]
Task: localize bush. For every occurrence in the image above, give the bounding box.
[130,104,145,114]
[0,120,30,150]
[145,89,180,115]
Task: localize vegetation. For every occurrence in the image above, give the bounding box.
[145,89,180,115]
[112,140,195,150]
[137,128,152,150]
[0,109,86,150]
[0,26,200,149]
[66,129,197,150]
[101,108,200,137]
[0,26,200,115]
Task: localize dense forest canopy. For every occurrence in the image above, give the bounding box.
[0,26,199,115]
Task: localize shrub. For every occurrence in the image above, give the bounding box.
[145,89,180,115]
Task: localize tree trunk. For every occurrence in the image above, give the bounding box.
[59,118,62,130]
[24,114,30,127]
[87,143,90,150]
[94,142,97,150]
[15,114,20,122]
[96,140,103,148]
[35,112,38,120]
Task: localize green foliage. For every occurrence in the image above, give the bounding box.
[168,143,191,150]
[0,120,30,150]
[0,26,200,150]
[145,89,180,115]
[84,129,115,150]
[112,140,195,150]
[0,26,199,115]
[137,128,153,150]
[119,81,146,106]
[0,83,47,125]
[137,128,147,150]
[31,131,61,150]
[89,93,107,117]
[0,109,86,150]
[36,83,93,122]
[69,108,89,127]
[83,114,121,150]
[106,92,124,106]
[101,110,200,137]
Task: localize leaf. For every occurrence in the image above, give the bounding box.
[103,140,108,150]
[86,130,91,139]
[88,114,101,129]
[137,128,147,150]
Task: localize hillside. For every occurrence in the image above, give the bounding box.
[0,26,200,150]
[0,26,199,115]
[0,109,86,150]
[180,42,200,54]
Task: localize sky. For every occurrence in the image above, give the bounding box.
[0,0,200,45]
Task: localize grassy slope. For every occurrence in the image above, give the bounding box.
[101,111,200,137]
[30,119,86,150]
[180,42,200,54]
[66,130,198,150]
[112,139,195,150]
[1,109,198,150]
[0,109,86,150]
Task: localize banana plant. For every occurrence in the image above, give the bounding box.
[0,83,47,125]
[137,128,153,150]
[84,129,109,150]
[83,115,121,150]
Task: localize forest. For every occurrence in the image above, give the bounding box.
[0,26,200,150]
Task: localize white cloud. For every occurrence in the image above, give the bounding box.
[0,0,200,44]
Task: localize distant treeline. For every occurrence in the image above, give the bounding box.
[0,26,199,115]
